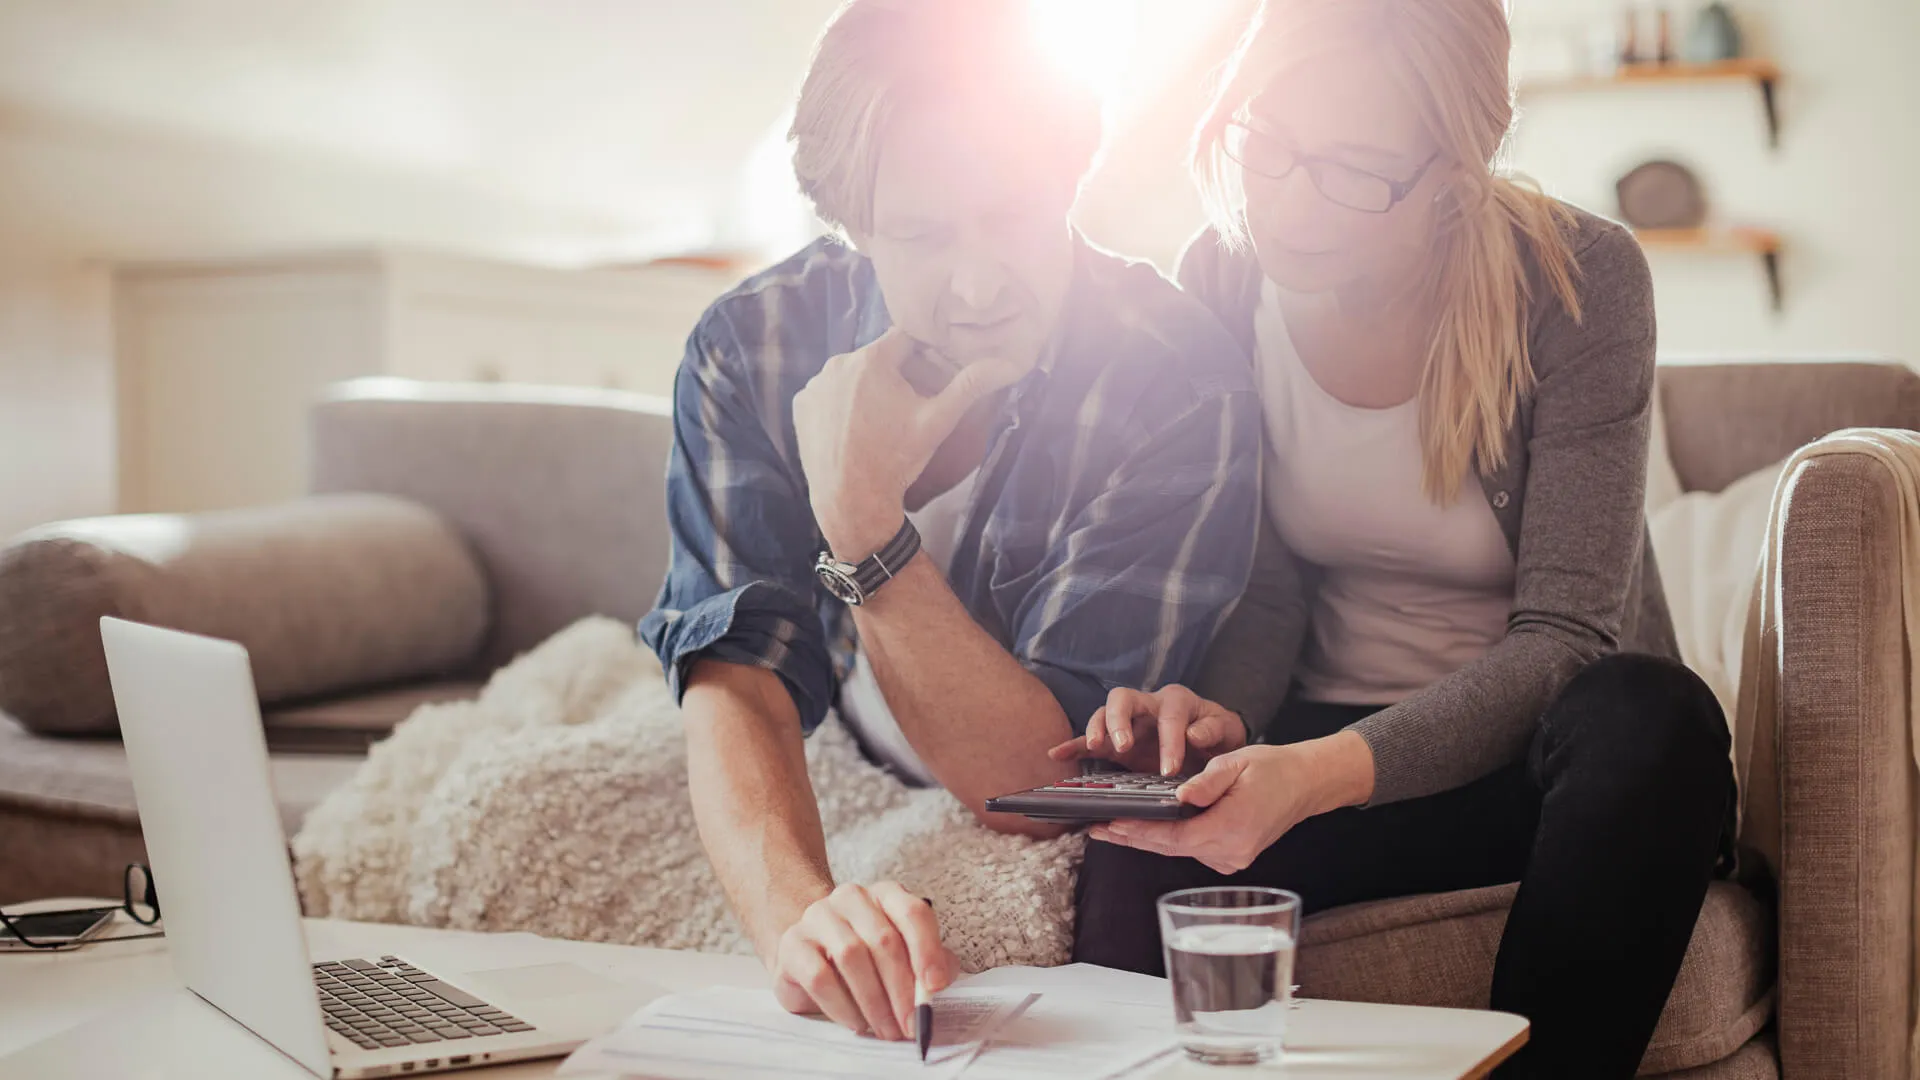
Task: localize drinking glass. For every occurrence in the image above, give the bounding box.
[1157,886,1301,1065]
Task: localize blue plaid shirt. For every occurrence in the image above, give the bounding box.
[640,235,1261,735]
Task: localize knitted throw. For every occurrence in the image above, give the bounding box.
[292,617,1085,971]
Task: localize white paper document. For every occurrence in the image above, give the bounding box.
[950,965,1180,1080]
[559,963,1181,1080]
[954,963,1169,1006]
[558,986,1035,1080]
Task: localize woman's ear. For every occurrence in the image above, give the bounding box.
[1431,158,1470,201]
[1427,162,1475,224]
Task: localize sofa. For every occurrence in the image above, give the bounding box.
[4,361,1918,1078]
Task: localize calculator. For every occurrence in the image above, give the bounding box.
[985,761,1200,822]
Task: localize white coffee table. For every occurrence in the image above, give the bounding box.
[0,901,1525,1079]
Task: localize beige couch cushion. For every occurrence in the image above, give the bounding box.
[0,710,365,835]
[1658,360,1920,494]
[311,383,676,670]
[0,494,489,735]
[263,680,487,754]
[1298,881,1772,1076]
[1654,1034,1776,1079]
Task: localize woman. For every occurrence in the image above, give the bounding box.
[1053,1,1734,1077]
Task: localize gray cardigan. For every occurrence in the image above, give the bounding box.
[1185,206,1682,806]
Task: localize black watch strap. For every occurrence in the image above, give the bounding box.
[815,519,921,606]
[859,519,922,590]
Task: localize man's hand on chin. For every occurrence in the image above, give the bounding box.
[767,881,956,1040]
[792,326,1023,557]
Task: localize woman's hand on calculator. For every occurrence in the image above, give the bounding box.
[1089,731,1377,873]
[1046,684,1248,776]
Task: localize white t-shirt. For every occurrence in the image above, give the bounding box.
[1254,279,1516,704]
[834,469,979,786]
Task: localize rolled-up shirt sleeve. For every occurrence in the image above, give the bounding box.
[1011,390,1263,731]
[639,318,837,733]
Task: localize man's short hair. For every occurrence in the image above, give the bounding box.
[789,0,1105,236]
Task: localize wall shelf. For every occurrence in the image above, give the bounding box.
[1634,227,1784,312]
[1520,59,1781,146]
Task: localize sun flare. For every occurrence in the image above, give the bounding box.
[1031,0,1138,98]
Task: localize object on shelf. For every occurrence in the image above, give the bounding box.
[1684,2,1743,63]
[1619,6,1640,67]
[1635,227,1784,312]
[1617,160,1708,230]
[1619,3,1677,65]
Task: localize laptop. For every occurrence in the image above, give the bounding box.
[101,617,651,1079]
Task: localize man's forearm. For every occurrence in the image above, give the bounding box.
[682,659,835,961]
[853,555,1076,831]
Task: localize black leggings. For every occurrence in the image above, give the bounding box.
[1072,653,1734,1080]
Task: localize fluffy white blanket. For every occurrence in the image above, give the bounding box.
[1648,460,1786,721]
[1643,386,1788,730]
[292,617,1084,970]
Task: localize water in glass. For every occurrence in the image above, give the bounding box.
[1158,887,1300,1065]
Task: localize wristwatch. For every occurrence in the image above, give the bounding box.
[814,519,921,607]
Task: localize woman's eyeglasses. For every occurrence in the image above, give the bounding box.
[1224,123,1439,214]
[0,863,164,950]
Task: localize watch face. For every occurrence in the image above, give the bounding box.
[815,563,866,606]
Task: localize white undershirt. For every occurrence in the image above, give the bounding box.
[834,469,979,787]
[1254,279,1516,704]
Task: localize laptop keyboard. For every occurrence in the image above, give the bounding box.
[315,956,535,1051]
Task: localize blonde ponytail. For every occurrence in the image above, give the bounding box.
[1195,0,1583,503]
[1413,179,1579,500]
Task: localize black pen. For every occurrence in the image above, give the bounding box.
[916,980,933,1062]
[917,898,936,1063]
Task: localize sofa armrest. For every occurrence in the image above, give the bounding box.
[0,494,488,735]
[310,379,675,669]
[1773,448,1914,1079]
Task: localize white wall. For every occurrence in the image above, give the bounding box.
[0,260,115,539]
[1508,0,1920,362]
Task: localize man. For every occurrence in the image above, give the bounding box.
[640,0,1259,1044]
